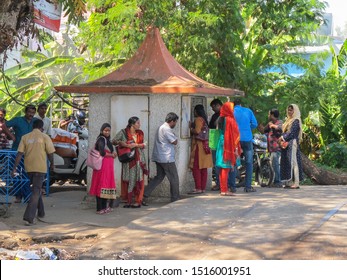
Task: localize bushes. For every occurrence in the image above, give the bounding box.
[318,142,347,169]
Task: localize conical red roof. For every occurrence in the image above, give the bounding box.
[55,28,243,96]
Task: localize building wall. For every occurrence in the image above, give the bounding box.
[87,93,111,189]
[87,92,212,201]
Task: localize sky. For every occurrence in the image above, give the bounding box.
[324,0,347,34]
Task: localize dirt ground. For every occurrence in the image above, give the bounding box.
[0,185,169,260]
[1,184,347,260]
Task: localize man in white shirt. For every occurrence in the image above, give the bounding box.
[35,103,52,136]
[143,112,180,205]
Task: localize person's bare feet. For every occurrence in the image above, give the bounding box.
[220,192,236,196]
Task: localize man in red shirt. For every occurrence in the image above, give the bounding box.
[263,109,283,187]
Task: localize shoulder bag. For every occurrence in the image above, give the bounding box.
[86,137,106,170]
[280,141,289,149]
[116,130,136,163]
[208,129,220,150]
[195,121,209,141]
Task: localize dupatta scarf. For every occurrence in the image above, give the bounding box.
[124,127,148,174]
[282,104,303,141]
[220,102,241,166]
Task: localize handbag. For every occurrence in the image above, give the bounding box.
[202,140,211,154]
[209,129,220,150]
[86,137,106,170]
[86,149,103,170]
[116,145,136,163]
[280,140,289,149]
[116,130,136,163]
[195,121,209,141]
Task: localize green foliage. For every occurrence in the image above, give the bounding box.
[59,0,87,24]
[0,30,87,119]
[318,142,347,169]
[76,0,326,94]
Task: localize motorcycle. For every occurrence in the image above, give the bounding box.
[235,134,274,188]
[49,127,88,186]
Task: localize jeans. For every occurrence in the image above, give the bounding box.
[144,162,180,202]
[23,172,45,223]
[229,141,254,189]
[270,151,281,184]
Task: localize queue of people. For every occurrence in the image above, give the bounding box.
[1,100,304,225]
[193,99,304,197]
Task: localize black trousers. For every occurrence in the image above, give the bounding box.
[23,172,45,223]
[96,196,107,211]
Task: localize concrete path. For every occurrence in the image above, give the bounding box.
[1,185,347,260]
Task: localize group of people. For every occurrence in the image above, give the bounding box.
[52,100,305,216]
[259,104,304,189]
[0,103,55,225]
[89,113,180,214]
[187,98,304,198]
[1,103,87,225]
[1,99,304,223]
[3,103,53,203]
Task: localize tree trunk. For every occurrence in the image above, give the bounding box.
[301,152,347,185]
[0,0,33,54]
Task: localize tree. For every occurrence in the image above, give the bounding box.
[0,31,88,119]
[0,0,86,55]
[76,0,327,117]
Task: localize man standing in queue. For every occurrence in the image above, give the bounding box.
[143,112,180,205]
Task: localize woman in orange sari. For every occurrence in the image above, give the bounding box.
[113,117,148,208]
[216,102,241,196]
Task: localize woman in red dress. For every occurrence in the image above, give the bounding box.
[89,123,117,214]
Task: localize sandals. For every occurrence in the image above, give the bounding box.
[283,185,300,189]
[220,192,236,196]
[142,201,149,206]
[211,186,220,191]
[187,190,203,195]
[244,187,257,193]
[96,209,109,214]
[131,204,141,208]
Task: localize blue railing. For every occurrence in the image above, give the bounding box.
[0,150,50,205]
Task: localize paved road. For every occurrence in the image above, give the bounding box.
[1,184,346,260]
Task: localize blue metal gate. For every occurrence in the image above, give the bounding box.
[0,150,31,205]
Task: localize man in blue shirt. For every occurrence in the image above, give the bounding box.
[6,104,37,202]
[6,104,37,151]
[229,98,258,193]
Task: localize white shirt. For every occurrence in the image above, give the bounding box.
[151,122,177,163]
[34,114,52,136]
